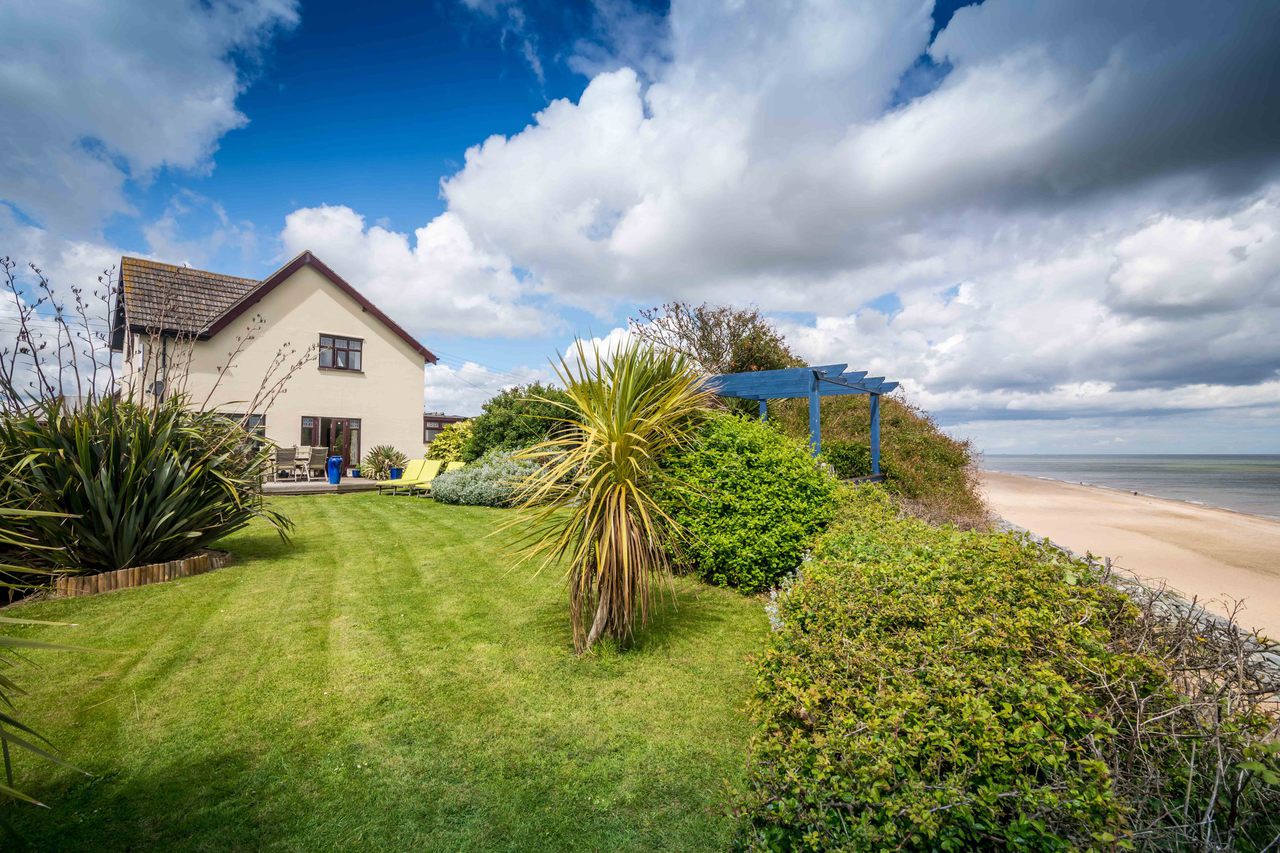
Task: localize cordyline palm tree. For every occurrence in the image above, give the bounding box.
[511,339,714,654]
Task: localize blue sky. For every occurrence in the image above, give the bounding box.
[106,0,976,252]
[105,1,583,249]
[2,0,1278,451]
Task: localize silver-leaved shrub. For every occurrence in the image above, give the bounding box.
[430,449,539,507]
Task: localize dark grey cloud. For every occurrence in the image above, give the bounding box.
[925,0,1280,211]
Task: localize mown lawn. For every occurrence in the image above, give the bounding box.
[2,495,766,850]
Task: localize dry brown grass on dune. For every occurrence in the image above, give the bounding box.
[773,393,988,528]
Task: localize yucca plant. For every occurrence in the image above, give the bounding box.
[0,254,315,579]
[511,340,714,653]
[360,445,410,481]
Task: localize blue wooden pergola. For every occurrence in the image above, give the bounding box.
[706,365,899,476]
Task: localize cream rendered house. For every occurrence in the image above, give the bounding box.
[111,251,437,470]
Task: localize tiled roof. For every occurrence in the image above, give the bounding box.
[119,257,259,335]
[116,252,436,362]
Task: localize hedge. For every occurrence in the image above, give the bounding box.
[427,419,472,462]
[774,394,986,527]
[741,486,1280,850]
[463,382,574,461]
[819,440,871,479]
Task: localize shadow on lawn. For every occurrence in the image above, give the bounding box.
[631,584,744,653]
[219,528,301,563]
[5,751,294,852]
[526,578,745,655]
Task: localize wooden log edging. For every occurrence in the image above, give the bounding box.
[53,550,234,598]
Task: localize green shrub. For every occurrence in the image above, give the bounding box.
[775,394,985,526]
[427,419,472,462]
[0,396,290,574]
[431,450,538,507]
[656,414,837,593]
[360,444,409,480]
[819,439,871,479]
[741,487,1280,850]
[464,382,575,461]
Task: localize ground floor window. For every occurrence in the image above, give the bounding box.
[220,412,266,437]
[424,415,464,443]
[300,416,318,447]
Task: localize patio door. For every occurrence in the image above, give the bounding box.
[328,418,360,470]
[301,416,362,470]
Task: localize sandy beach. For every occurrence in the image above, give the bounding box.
[981,471,1280,638]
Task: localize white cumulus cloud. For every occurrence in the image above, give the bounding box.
[279,205,554,338]
[423,359,553,416]
[424,0,1280,445]
[0,0,299,235]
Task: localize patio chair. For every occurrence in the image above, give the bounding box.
[377,459,428,495]
[294,446,311,479]
[303,446,328,481]
[273,446,297,481]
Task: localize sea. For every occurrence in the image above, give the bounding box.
[983,455,1280,520]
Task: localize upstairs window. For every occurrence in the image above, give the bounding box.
[319,334,362,371]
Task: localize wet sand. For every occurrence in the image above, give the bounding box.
[980,471,1280,638]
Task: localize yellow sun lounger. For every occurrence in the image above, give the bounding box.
[377,458,430,495]
[411,459,464,496]
[393,459,444,495]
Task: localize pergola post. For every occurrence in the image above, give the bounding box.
[870,393,881,476]
[706,364,897,471]
[808,371,821,455]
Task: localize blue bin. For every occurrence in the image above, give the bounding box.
[326,456,343,485]
[388,466,403,481]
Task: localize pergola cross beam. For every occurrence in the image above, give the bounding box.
[704,364,899,476]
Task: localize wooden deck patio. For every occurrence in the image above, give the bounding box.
[262,477,381,496]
